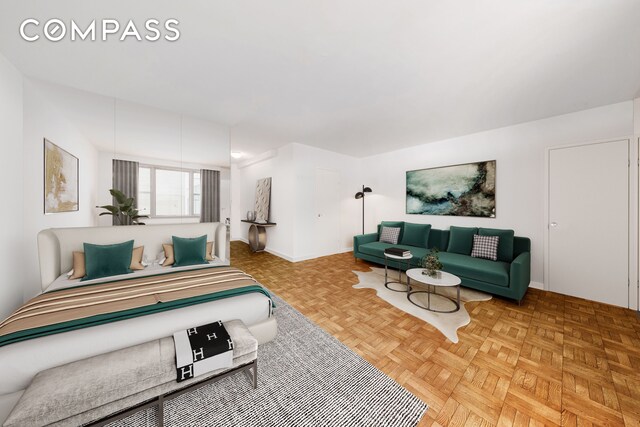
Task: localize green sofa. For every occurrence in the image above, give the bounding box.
[353,221,531,303]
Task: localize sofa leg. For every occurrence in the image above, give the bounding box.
[517,299,522,307]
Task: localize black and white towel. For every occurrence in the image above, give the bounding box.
[173,321,234,382]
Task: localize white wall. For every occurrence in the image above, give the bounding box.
[22,80,100,300]
[291,144,361,259]
[232,144,362,261]
[0,54,24,319]
[233,145,295,259]
[635,98,640,134]
[361,101,634,287]
[96,151,230,226]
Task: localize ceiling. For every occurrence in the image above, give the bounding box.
[1,0,639,160]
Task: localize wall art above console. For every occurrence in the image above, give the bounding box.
[406,160,496,218]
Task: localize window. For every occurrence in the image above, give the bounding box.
[138,166,201,217]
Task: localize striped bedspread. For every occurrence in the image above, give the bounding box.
[0,266,271,347]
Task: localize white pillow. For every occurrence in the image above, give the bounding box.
[379,226,401,244]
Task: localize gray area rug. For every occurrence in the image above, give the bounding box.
[107,294,427,427]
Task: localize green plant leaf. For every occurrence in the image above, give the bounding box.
[98,205,120,214]
[109,189,128,204]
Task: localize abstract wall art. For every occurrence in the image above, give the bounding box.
[406,160,496,217]
[44,139,79,214]
[254,177,272,222]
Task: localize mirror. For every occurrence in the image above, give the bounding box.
[103,101,230,228]
[28,79,231,253]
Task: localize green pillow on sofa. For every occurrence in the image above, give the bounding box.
[400,223,431,248]
[479,228,515,262]
[447,226,478,255]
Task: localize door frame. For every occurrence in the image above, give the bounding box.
[544,136,636,309]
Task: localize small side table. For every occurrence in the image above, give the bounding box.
[384,252,413,292]
[241,220,277,252]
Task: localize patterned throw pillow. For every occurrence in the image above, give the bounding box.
[471,234,499,261]
[379,226,401,244]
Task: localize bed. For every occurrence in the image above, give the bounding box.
[0,222,277,424]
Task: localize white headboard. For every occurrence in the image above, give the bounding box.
[37,222,228,291]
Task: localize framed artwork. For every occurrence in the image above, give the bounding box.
[406,160,496,217]
[254,177,272,222]
[44,139,79,214]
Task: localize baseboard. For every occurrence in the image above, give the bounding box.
[232,239,352,263]
[529,281,545,290]
[264,247,296,262]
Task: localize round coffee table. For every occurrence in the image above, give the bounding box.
[384,252,413,292]
[406,269,461,313]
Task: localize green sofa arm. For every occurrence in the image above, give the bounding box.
[354,233,378,255]
[509,251,531,302]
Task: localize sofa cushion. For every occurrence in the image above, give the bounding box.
[358,242,428,264]
[400,223,431,248]
[379,226,401,244]
[446,226,478,255]
[377,221,405,242]
[471,234,499,261]
[439,252,510,287]
[479,228,515,262]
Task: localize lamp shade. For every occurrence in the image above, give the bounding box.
[355,185,372,234]
[355,186,372,199]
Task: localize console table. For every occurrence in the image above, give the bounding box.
[241,220,277,252]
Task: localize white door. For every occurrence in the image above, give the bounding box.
[315,169,341,256]
[548,139,629,307]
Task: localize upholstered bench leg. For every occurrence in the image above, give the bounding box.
[157,395,164,427]
[244,359,258,389]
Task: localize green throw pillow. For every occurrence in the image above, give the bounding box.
[83,240,134,281]
[400,223,431,248]
[446,226,478,255]
[479,228,515,262]
[172,235,208,267]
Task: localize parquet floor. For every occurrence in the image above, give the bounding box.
[230,241,640,426]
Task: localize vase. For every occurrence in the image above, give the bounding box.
[246,211,256,221]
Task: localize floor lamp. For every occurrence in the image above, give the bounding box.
[354,185,372,235]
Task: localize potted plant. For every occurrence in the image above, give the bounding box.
[98,189,149,225]
[421,248,443,278]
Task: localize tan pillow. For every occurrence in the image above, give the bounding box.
[162,244,175,267]
[69,246,145,279]
[130,246,145,271]
[206,241,214,261]
[69,252,86,280]
[162,241,214,266]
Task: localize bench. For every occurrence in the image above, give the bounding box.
[4,320,258,427]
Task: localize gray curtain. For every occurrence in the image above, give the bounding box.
[112,159,139,225]
[200,169,220,223]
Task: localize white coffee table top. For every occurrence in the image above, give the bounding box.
[406,268,461,287]
[384,252,412,260]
